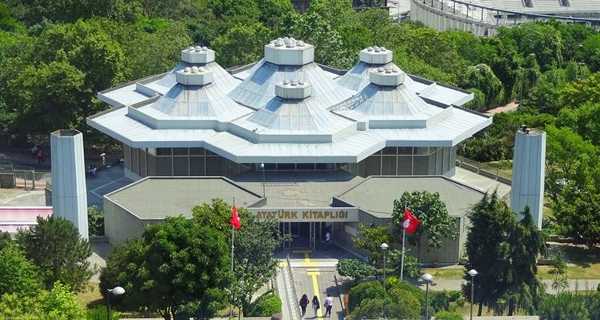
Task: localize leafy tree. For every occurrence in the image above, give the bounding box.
[392,191,457,251]
[352,224,391,266]
[539,292,590,320]
[230,213,283,315]
[0,243,41,297]
[461,64,504,108]
[545,126,600,247]
[337,259,376,281]
[560,72,600,107]
[192,200,284,315]
[0,282,86,319]
[3,59,85,134]
[16,216,92,292]
[498,23,564,70]
[212,22,272,67]
[512,53,541,101]
[100,215,230,319]
[556,102,600,144]
[388,249,421,281]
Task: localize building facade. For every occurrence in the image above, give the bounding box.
[90,38,494,263]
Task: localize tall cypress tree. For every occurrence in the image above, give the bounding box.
[464,193,545,316]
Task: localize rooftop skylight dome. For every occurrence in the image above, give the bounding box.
[334,64,452,129]
[230,79,355,143]
[126,46,251,130]
[337,46,417,92]
[228,37,354,110]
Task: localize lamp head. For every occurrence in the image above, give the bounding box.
[468,269,478,277]
[422,273,433,282]
[380,243,389,250]
[109,286,125,296]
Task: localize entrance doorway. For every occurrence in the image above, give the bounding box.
[280,222,332,249]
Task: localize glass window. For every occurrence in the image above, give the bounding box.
[139,150,147,177]
[382,147,397,155]
[364,156,381,176]
[147,152,157,176]
[206,158,226,175]
[131,148,139,175]
[397,147,413,155]
[397,156,412,175]
[415,147,432,155]
[297,163,315,170]
[156,148,172,156]
[173,157,189,176]
[123,145,132,171]
[206,150,219,157]
[277,163,295,170]
[381,156,396,175]
[173,148,189,156]
[190,157,205,176]
[189,148,205,156]
[156,157,172,176]
[413,155,430,175]
[435,149,444,175]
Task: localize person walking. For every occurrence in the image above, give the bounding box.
[299,294,309,317]
[312,295,320,317]
[324,294,334,318]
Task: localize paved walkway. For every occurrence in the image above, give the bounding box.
[452,167,511,198]
[277,247,355,320]
[426,278,600,293]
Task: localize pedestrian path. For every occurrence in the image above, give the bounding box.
[289,250,345,320]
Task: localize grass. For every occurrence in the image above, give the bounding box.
[478,160,513,180]
[422,267,464,280]
[538,264,600,280]
[425,261,600,280]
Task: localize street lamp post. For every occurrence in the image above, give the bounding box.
[422,273,433,320]
[380,242,389,319]
[106,286,125,320]
[260,162,266,198]
[468,269,478,320]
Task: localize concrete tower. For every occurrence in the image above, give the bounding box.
[50,129,89,239]
[511,126,546,229]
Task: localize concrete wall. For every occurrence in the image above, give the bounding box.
[103,198,147,246]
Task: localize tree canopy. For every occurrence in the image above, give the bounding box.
[16,216,92,292]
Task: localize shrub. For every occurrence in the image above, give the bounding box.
[88,206,105,236]
[539,292,590,320]
[247,291,281,317]
[86,306,120,320]
[430,290,464,313]
[348,280,384,311]
[337,258,376,281]
[434,310,463,320]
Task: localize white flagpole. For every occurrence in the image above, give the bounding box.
[400,225,406,281]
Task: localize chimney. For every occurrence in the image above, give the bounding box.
[510,126,546,229]
[50,129,89,239]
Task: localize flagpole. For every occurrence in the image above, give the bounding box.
[230,197,236,319]
[400,226,406,281]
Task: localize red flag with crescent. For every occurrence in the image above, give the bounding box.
[230,206,241,230]
[402,208,420,235]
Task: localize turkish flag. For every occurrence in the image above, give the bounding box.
[402,208,420,235]
[230,206,241,230]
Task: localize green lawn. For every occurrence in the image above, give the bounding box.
[422,267,465,279]
[424,263,600,280]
